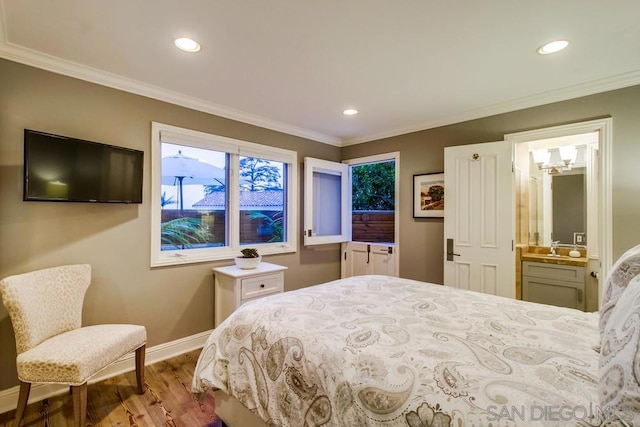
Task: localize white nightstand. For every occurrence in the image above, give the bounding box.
[212,262,287,327]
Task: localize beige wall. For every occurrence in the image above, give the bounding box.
[342,84,640,283]
[0,59,341,389]
[2,56,640,391]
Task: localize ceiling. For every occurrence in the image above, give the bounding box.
[1,1,639,146]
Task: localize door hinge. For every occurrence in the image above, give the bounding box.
[344,251,347,260]
[512,240,514,251]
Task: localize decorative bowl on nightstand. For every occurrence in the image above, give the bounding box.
[234,255,262,269]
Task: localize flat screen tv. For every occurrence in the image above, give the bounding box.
[24,129,144,203]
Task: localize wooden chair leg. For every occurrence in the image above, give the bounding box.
[135,344,146,394]
[14,381,30,427]
[71,383,87,427]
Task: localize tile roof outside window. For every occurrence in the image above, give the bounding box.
[193,190,283,211]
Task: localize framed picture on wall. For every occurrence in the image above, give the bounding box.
[413,172,445,218]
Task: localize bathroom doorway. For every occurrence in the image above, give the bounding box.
[506,118,612,310]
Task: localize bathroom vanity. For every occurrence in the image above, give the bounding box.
[521,251,588,311]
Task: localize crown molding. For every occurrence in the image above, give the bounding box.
[0,7,340,147]
[3,35,640,149]
[2,2,639,149]
[341,70,640,146]
[0,43,341,146]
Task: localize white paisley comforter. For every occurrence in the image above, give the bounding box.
[192,275,602,426]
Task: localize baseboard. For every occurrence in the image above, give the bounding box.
[0,329,213,415]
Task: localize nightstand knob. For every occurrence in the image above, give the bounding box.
[260,284,265,288]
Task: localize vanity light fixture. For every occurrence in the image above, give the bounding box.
[343,109,358,116]
[174,37,201,53]
[533,146,577,174]
[558,145,577,163]
[537,40,569,55]
[532,149,551,166]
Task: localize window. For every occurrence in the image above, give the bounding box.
[304,153,399,278]
[151,122,297,267]
[303,157,350,246]
[350,159,396,243]
[304,153,398,246]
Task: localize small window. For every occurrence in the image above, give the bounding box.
[160,143,228,251]
[151,123,297,267]
[238,156,287,245]
[303,154,398,246]
[350,159,396,243]
[303,157,350,246]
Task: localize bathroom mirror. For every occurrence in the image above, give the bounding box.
[528,150,587,247]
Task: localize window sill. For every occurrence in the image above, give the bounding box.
[151,244,296,267]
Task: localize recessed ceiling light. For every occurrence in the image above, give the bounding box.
[343,109,358,116]
[174,37,201,53]
[537,40,569,55]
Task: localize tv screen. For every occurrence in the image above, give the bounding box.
[24,129,144,203]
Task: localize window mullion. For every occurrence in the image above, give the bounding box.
[228,153,241,252]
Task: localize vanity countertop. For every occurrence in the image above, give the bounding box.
[521,252,588,267]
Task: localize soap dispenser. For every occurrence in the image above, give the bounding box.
[569,245,581,258]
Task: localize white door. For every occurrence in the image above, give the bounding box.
[342,242,397,278]
[443,141,515,298]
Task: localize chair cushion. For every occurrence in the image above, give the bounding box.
[16,324,146,385]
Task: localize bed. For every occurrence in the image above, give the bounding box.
[192,245,640,426]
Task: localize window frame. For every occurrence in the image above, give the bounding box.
[303,152,399,247]
[151,122,297,267]
[345,152,399,243]
[303,157,350,246]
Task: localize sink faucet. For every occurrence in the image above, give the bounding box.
[550,241,560,256]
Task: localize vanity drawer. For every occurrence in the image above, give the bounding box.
[523,276,585,310]
[240,273,283,300]
[522,261,585,282]
[522,261,586,311]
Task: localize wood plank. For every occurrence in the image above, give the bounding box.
[0,350,219,427]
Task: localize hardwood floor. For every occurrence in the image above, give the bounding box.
[0,350,220,427]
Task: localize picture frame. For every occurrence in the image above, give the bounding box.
[413,172,445,218]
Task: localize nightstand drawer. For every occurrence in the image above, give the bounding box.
[213,262,288,327]
[241,273,282,300]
